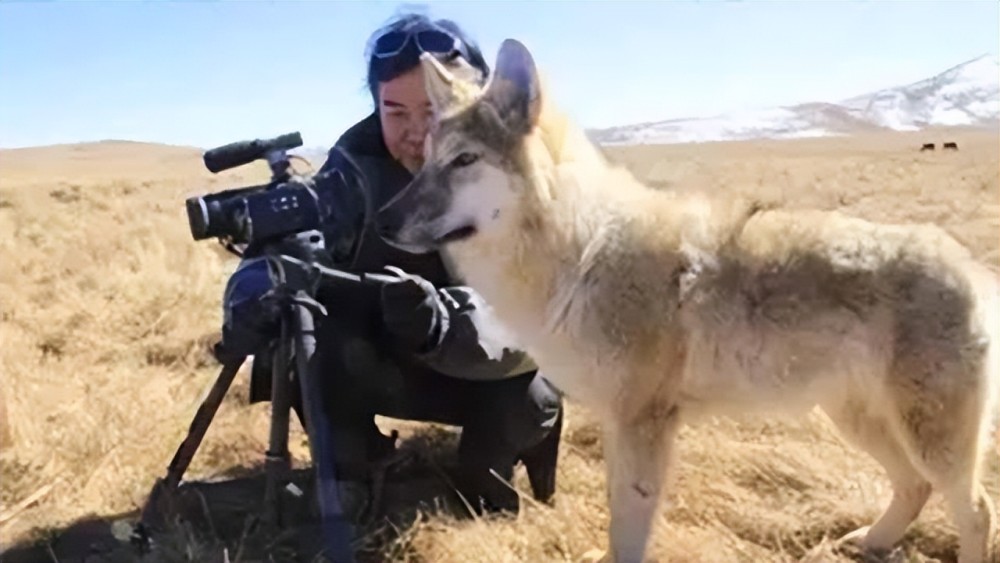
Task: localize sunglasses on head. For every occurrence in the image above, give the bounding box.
[372,26,466,59]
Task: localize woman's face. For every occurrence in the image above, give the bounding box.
[378,66,433,174]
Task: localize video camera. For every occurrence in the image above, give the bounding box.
[184,131,336,247]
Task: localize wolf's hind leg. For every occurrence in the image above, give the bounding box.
[898,409,997,563]
[601,403,681,563]
[826,404,933,554]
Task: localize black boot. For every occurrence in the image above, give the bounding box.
[517,404,563,504]
[456,428,520,515]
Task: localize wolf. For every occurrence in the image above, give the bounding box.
[376,39,1000,563]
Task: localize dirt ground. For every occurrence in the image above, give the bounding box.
[0,128,997,562]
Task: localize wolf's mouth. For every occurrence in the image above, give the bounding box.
[435,225,478,245]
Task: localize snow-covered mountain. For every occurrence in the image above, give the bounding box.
[589,54,1000,146]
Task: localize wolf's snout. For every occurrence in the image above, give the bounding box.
[376,206,435,255]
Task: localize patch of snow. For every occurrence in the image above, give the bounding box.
[590,54,999,146]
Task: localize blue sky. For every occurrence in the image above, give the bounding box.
[1,0,996,149]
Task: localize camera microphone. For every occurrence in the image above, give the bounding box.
[203,132,303,174]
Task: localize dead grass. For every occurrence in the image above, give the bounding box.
[0,129,998,562]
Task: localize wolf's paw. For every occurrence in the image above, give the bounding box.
[578,549,609,563]
[836,525,872,547]
[833,527,902,562]
[577,549,660,563]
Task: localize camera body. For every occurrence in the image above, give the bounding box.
[185,132,338,247]
[185,178,332,246]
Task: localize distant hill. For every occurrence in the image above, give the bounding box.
[588,54,1000,146]
[7,54,997,157]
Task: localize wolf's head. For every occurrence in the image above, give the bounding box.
[377,38,545,254]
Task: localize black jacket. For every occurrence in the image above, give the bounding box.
[310,112,536,380]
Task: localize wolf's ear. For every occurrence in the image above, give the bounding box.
[420,53,461,114]
[484,39,541,136]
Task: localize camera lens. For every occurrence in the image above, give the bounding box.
[186,196,212,240]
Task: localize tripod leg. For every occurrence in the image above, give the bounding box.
[133,356,245,548]
[291,298,356,563]
[263,329,293,528]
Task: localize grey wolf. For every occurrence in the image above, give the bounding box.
[377,38,1000,563]
[219,13,563,522]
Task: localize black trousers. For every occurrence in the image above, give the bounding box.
[252,309,563,511]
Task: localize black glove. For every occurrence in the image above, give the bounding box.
[379,266,447,354]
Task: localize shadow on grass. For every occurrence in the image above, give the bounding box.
[0,426,487,563]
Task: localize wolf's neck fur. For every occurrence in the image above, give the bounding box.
[448,98,660,340]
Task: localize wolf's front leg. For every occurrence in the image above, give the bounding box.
[601,404,680,563]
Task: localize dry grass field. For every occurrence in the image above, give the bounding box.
[0,127,998,563]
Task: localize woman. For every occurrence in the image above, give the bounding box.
[221,11,564,519]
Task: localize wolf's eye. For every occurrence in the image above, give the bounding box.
[451,152,480,168]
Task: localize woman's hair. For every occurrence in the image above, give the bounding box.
[364,11,490,106]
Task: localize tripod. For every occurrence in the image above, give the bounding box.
[131,239,395,563]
